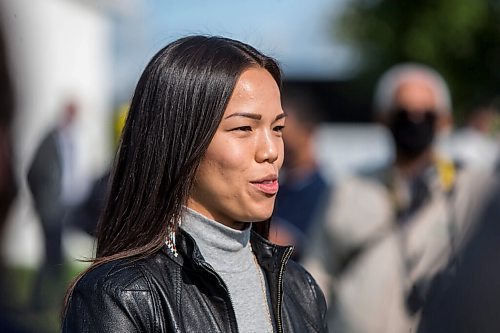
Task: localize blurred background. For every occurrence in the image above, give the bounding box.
[0,0,499,332]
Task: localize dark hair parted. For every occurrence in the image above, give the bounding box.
[97,35,281,261]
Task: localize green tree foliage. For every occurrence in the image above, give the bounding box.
[336,0,500,122]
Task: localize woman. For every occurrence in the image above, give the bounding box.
[62,35,327,333]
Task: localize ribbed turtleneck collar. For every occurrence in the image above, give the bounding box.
[180,207,253,273]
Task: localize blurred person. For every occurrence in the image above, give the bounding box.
[417,171,500,333]
[68,172,108,237]
[441,98,500,171]
[68,105,129,237]
[271,87,330,260]
[303,63,495,333]
[62,35,327,332]
[27,100,79,310]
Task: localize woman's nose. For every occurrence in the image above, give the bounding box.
[255,129,280,164]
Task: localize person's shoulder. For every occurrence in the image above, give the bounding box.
[451,163,499,204]
[358,161,392,183]
[284,259,324,300]
[285,259,312,280]
[283,260,327,327]
[332,161,392,197]
[327,174,393,229]
[337,174,388,194]
[64,254,171,332]
[75,249,179,294]
[74,256,154,295]
[455,163,498,186]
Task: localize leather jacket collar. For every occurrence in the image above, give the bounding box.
[166,227,294,333]
[166,227,294,271]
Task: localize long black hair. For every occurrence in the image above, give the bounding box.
[63,35,281,312]
[98,35,281,259]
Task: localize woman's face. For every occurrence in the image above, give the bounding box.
[188,67,285,229]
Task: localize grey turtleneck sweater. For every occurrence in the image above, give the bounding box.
[181,208,274,333]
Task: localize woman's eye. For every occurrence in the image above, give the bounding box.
[232,126,252,132]
[273,125,285,132]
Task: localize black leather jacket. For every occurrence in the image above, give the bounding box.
[63,230,328,332]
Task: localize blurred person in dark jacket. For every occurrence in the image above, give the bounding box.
[68,105,128,237]
[303,63,496,333]
[27,100,78,309]
[271,87,330,260]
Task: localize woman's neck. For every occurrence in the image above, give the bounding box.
[181,207,252,272]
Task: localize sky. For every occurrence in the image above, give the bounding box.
[113,0,356,102]
[145,0,354,79]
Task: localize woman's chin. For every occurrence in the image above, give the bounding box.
[247,210,273,223]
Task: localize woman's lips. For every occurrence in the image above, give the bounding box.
[250,179,279,195]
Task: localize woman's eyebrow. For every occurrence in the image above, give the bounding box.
[275,113,287,121]
[224,112,287,121]
[224,112,261,120]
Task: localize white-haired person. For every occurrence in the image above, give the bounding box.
[302,63,497,333]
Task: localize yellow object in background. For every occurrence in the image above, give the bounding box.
[435,157,456,193]
[114,104,129,148]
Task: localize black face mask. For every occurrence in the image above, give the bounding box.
[388,108,437,158]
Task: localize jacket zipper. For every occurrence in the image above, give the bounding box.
[198,261,239,333]
[276,247,294,333]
